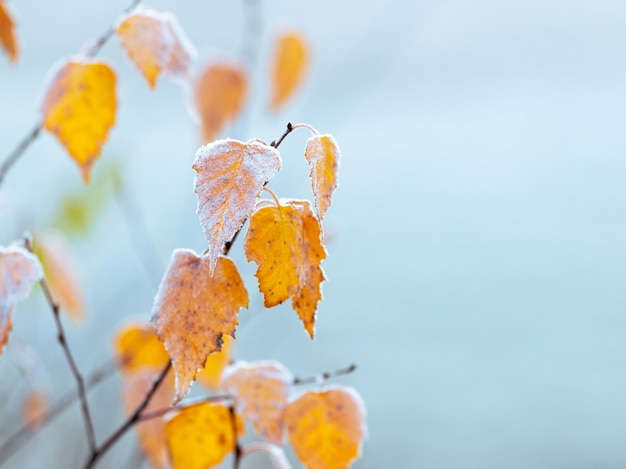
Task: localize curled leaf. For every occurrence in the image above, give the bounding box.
[193,139,281,273]
[222,361,293,444]
[244,200,326,338]
[284,387,367,469]
[305,134,340,220]
[0,1,18,62]
[194,63,248,142]
[270,32,309,110]
[41,59,117,182]
[150,249,248,403]
[116,8,194,88]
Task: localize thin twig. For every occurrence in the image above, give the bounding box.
[0,359,117,467]
[270,122,294,149]
[84,0,143,57]
[293,363,357,386]
[0,122,42,187]
[38,277,97,453]
[229,405,242,469]
[83,361,172,469]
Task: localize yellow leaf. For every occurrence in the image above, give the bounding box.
[222,361,293,444]
[0,243,43,355]
[122,369,175,468]
[197,334,234,390]
[41,59,117,183]
[305,134,340,220]
[113,323,170,373]
[22,390,48,429]
[165,402,238,469]
[193,139,281,273]
[150,250,248,403]
[0,1,18,62]
[244,200,326,338]
[117,8,194,89]
[270,32,309,110]
[32,230,85,321]
[284,387,367,469]
[194,63,248,143]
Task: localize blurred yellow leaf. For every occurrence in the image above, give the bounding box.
[41,59,117,183]
[165,402,240,469]
[270,32,309,110]
[117,8,194,88]
[244,200,326,338]
[284,387,367,469]
[151,250,248,403]
[197,334,234,390]
[113,323,170,373]
[22,390,48,429]
[194,63,248,142]
[0,1,18,62]
[193,138,281,273]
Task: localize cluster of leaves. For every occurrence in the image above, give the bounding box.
[0,2,365,468]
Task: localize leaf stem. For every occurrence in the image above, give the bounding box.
[262,187,281,207]
[290,122,319,136]
[241,442,292,469]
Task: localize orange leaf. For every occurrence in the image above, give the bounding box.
[41,59,117,183]
[0,243,43,354]
[269,32,309,110]
[244,200,326,338]
[193,139,281,273]
[305,134,340,220]
[117,8,194,89]
[194,63,248,142]
[284,387,367,469]
[197,334,234,390]
[113,323,170,373]
[165,402,239,469]
[222,361,293,444]
[32,230,85,321]
[22,390,48,429]
[151,250,248,402]
[122,369,175,468]
[0,1,18,62]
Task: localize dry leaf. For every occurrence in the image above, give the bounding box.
[0,1,18,62]
[22,390,48,429]
[195,63,248,142]
[0,243,43,354]
[113,323,170,373]
[122,369,175,468]
[270,32,309,110]
[165,402,240,469]
[222,361,293,444]
[150,249,248,403]
[284,387,367,469]
[41,59,117,183]
[244,200,326,338]
[305,134,340,220]
[32,230,85,321]
[117,8,194,88]
[193,138,281,273]
[197,334,234,390]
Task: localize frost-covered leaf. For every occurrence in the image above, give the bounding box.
[195,63,248,143]
[41,59,117,182]
[284,387,367,469]
[197,334,234,390]
[193,139,281,273]
[222,361,292,444]
[150,250,248,403]
[113,323,170,373]
[0,1,18,62]
[32,230,85,321]
[270,32,308,110]
[244,200,326,338]
[116,8,194,88]
[122,369,175,468]
[165,402,240,469]
[0,243,43,355]
[305,134,340,220]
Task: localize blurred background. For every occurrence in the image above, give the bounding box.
[2,0,626,467]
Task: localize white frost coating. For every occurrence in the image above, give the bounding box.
[222,360,294,385]
[305,134,341,220]
[193,138,282,273]
[0,244,44,304]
